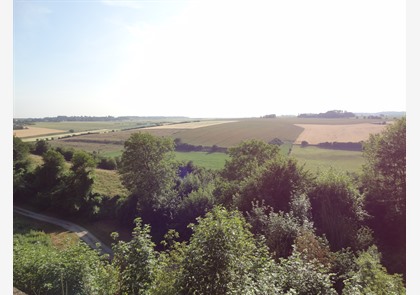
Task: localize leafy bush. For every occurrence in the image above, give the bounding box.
[177,206,280,294]
[111,218,158,294]
[342,245,405,295]
[14,231,117,295]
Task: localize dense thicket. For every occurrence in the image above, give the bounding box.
[13,117,406,294]
[362,117,406,275]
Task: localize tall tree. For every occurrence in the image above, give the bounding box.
[57,150,97,214]
[35,149,67,194]
[118,132,177,222]
[361,117,406,275]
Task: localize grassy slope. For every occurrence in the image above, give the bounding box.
[93,169,128,197]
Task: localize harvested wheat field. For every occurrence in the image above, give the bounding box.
[144,120,237,129]
[294,123,389,145]
[13,126,66,138]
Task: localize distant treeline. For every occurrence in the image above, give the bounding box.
[317,141,363,151]
[13,115,189,124]
[174,137,286,153]
[175,139,227,153]
[298,110,356,118]
[300,140,363,151]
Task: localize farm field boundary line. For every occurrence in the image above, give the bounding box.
[20,129,112,142]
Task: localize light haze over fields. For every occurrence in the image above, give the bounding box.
[13,0,405,118]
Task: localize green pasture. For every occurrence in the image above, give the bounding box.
[175,152,229,170]
[101,150,124,158]
[290,145,365,174]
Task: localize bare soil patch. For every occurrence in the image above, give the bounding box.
[294,123,388,144]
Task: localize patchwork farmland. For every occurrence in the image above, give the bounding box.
[44,117,389,149]
[19,117,391,173]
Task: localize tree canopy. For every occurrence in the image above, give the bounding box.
[119,132,177,210]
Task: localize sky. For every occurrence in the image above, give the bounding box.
[13,0,406,118]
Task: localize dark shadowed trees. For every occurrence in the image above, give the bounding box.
[60,151,97,214]
[33,139,50,156]
[235,155,311,213]
[361,117,406,275]
[308,169,369,251]
[13,137,32,199]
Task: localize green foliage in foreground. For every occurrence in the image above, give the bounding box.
[111,218,157,295]
[342,246,405,295]
[177,206,280,295]
[14,230,117,295]
[14,205,405,295]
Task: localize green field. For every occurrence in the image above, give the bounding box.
[290,145,364,174]
[94,169,128,197]
[175,152,229,170]
[43,117,380,175]
[173,145,365,174]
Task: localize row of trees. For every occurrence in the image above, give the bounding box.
[13,117,406,294]
[297,110,356,119]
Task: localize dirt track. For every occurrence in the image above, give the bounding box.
[13,206,113,256]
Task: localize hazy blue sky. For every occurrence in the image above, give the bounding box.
[13,0,405,118]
